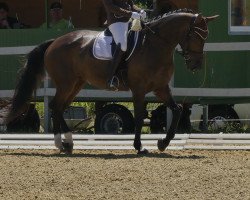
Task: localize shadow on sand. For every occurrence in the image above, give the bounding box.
[1,150,206,160]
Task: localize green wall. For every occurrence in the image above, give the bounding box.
[0,29,70,90]
[174,0,250,90]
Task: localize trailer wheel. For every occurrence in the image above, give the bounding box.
[200,106,240,131]
[95,104,135,134]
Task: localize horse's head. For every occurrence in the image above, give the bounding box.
[180,14,219,72]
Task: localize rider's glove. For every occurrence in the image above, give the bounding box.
[131,12,141,20]
[140,10,147,21]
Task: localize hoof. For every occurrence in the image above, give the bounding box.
[133,141,142,152]
[137,148,149,155]
[62,142,74,155]
[157,138,170,152]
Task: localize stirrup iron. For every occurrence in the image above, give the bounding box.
[109,76,119,91]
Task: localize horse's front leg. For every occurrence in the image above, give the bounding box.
[154,86,183,152]
[157,97,182,152]
[133,93,149,154]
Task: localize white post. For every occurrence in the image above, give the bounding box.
[44,73,51,133]
[203,105,208,131]
[167,107,172,132]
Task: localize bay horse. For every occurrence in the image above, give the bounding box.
[6,10,218,154]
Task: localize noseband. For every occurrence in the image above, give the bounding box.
[180,15,208,61]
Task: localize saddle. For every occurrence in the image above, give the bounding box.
[93,28,142,89]
[93,28,140,61]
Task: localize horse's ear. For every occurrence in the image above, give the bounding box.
[205,15,220,23]
[194,14,203,24]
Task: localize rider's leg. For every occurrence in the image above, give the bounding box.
[107,44,124,89]
[107,22,128,89]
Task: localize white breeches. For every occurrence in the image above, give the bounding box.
[109,22,129,51]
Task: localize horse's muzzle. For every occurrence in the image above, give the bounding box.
[186,54,203,72]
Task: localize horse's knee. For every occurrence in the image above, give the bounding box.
[171,104,183,118]
[176,104,183,115]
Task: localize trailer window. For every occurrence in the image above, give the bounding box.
[230,0,250,34]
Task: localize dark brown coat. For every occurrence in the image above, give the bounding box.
[102,0,141,25]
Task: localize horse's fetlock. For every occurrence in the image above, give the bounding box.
[134,140,142,151]
[167,133,175,140]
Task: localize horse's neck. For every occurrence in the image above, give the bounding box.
[149,15,191,49]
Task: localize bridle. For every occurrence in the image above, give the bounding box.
[143,14,209,62]
[180,15,209,62]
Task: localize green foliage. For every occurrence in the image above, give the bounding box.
[35,102,44,117]
[135,2,147,9]
[35,102,96,117]
[71,102,95,116]
[35,101,250,134]
[207,122,247,133]
[134,0,152,9]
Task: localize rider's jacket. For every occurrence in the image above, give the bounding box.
[102,0,141,25]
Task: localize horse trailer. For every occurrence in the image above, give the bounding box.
[0,0,250,133]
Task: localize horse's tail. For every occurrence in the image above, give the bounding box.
[5,39,55,124]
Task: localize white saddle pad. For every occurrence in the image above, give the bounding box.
[93,32,113,60]
[93,31,139,61]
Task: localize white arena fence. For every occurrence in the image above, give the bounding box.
[0,133,249,150]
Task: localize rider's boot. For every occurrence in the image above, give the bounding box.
[107,43,125,90]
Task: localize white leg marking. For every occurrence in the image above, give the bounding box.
[64,132,73,145]
[54,134,63,150]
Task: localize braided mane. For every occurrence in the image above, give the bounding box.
[147,8,195,24]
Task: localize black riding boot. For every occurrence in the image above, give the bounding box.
[107,44,125,90]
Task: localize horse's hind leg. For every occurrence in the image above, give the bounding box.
[49,79,84,154]
[154,86,183,152]
[60,80,85,153]
[132,91,148,154]
[49,89,66,152]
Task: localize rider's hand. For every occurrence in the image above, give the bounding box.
[140,10,147,21]
[131,12,141,20]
